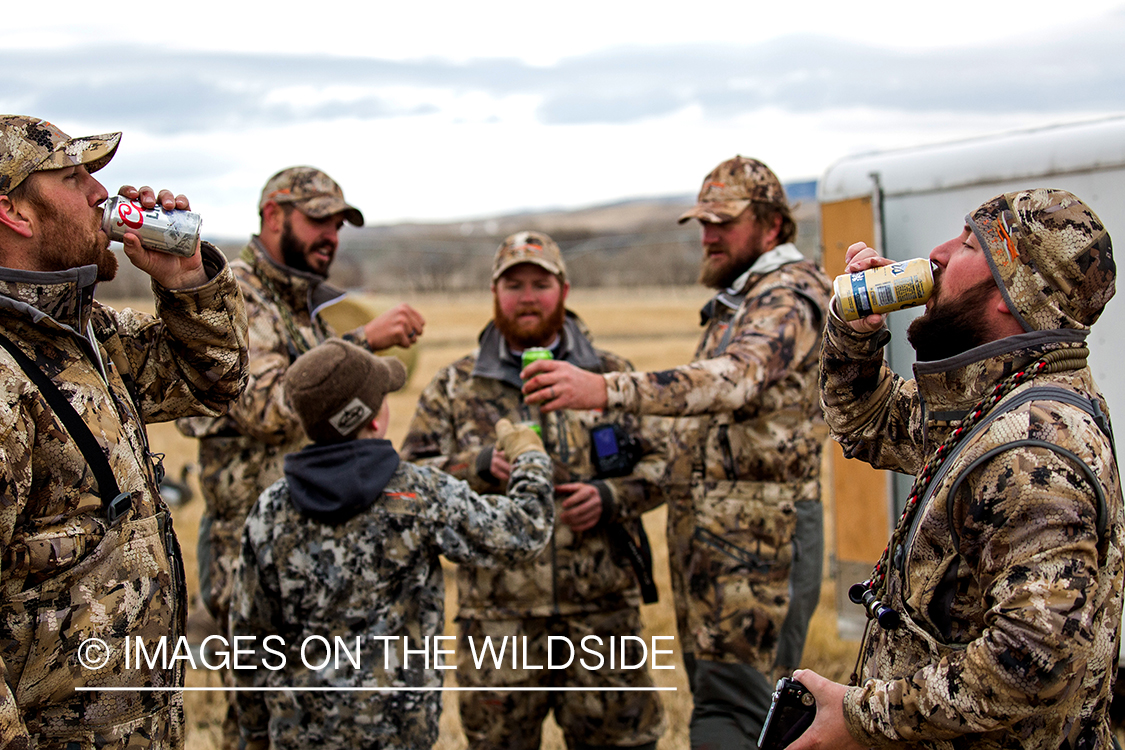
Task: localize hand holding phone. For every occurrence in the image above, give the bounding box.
[758,676,816,750]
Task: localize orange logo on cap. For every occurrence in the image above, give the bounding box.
[996,215,1020,264]
[704,181,727,190]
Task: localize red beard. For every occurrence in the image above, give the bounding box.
[32,192,117,281]
[492,297,567,350]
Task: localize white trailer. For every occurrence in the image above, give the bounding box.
[817,115,1125,638]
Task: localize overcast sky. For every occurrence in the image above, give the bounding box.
[5,1,1125,238]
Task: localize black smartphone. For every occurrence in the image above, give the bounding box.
[758,676,816,750]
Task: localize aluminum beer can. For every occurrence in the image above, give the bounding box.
[99,195,201,257]
[834,258,935,321]
[521,347,554,373]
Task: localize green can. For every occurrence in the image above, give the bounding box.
[521,348,552,437]
[521,347,553,374]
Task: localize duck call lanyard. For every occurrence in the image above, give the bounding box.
[847,347,1114,685]
[0,332,133,524]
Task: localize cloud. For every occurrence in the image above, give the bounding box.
[534,19,1125,123]
[3,55,442,134]
[4,9,1123,136]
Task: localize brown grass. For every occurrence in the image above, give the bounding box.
[142,285,860,750]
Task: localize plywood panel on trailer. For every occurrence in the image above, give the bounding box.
[819,197,889,563]
[821,196,873,277]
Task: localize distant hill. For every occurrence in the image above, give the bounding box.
[98,188,821,297]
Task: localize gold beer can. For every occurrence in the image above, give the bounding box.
[834,258,936,321]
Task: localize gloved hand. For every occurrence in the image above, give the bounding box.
[495,418,545,460]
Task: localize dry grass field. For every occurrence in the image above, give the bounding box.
[140,285,860,750]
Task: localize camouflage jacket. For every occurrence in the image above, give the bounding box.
[0,245,248,750]
[603,246,831,665]
[400,314,668,619]
[230,439,554,750]
[176,237,366,619]
[821,312,1124,749]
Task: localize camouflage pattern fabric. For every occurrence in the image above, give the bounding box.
[821,311,1124,749]
[603,251,831,669]
[400,313,667,746]
[0,115,120,193]
[258,166,363,226]
[970,188,1115,333]
[177,237,367,625]
[230,452,555,750]
[677,155,788,225]
[0,244,249,749]
[400,314,669,620]
[491,230,565,282]
[457,609,666,749]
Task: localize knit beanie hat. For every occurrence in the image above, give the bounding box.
[284,339,407,443]
[969,188,1115,332]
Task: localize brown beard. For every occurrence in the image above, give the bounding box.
[697,226,764,290]
[493,296,567,350]
[698,252,752,290]
[907,275,999,361]
[30,190,116,281]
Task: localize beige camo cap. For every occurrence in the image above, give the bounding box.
[259,166,364,227]
[491,230,566,282]
[0,115,121,194]
[679,155,788,224]
[285,338,407,443]
[969,188,1115,332]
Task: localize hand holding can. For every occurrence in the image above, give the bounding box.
[520,348,553,436]
[833,258,935,321]
[99,195,201,257]
[521,347,554,372]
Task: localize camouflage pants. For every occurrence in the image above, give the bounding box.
[683,498,824,750]
[457,609,666,750]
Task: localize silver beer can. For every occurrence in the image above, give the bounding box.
[99,195,201,257]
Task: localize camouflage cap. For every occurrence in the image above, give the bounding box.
[285,338,407,443]
[491,230,566,282]
[0,115,121,194]
[969,188,1115,332]
[678,155,788,224]
[259,166,364,227]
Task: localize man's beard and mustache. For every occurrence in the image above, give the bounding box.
[907,276,998,362]
[279,215,333,278]
[493,296,567,350]
[32,193,117,281]
[699,243,751,290]
[698,229,763,290]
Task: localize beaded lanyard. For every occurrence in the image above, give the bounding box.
[845,352,1075,684]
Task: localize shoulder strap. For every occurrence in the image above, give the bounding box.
[942,386,1113,553]
[0,332,133,524]
[605,521,659,604]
